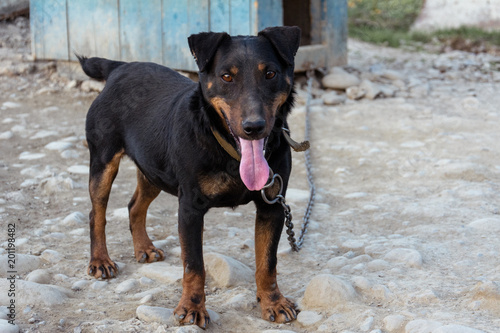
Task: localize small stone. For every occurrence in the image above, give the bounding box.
[366,259,390,272]
[81,80,105,93]
[297,310,322,326]
[41,249,63,263]
[2,102,21,109]
[0,280,70,307]
[19,152,46,160]
[468,218,500,232]
[346,86,366,100]
[115,279,138,294]
[0,253,41,275]
[384,248,423,268]
[405,319,443,333]
[140,294,153,304]
[136,305,174,324]
[224,293,254,311]
[360,316,374,331]
[91,281,108,290]
[322,67,360,90]
[383,314,406,332]
[44,141,73,151]
[139,277,154,285]
[71,280,91,291]
[302,274,357,309]
[341,240,365,251]
[61,149,80,159]
[380,69,405,81]
[30,130,59,140]
[0,131,13,140]
[0,319,19,333]
[67,165,89,175]
[322,91,346,105]
[432,325,485,333]
[359,79,381,99]
[204,253,253,287]
[26,269,51,284]
[63,211,86,226]
[138,262,183,284]
[326,256,349,270]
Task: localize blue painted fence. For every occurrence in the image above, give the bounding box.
[30,0,347,71]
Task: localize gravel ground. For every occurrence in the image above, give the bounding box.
[0,17,500,333]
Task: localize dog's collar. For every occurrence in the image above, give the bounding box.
[210,126,310,162]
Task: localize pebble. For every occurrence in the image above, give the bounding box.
[29,130,59,140]
[60,149,80,159]
[302,274,357,309]
[359,79,381,99]
[346,86,366,100]
[40,249,63,263]
[285,188,311,202]
[44,141,74,151]
[341,240,365,251]
[0,280,70,306]
[433,325,485,333]
[2,101,21,109]
[224,293,254,310]
[136,305,174,325]
[138,262,183,284]
[296,310,322,326]
[91,281,108,290]
[0,253,41,276]
[139,277,154,285]
[322,67,361,90]
[405,319,443,333]
[67,165,89,174]
[26,269,52,284]
[366,259,390,271]
[19,151,46,160]
[62,211,86,225]
[326,256,349,270]
[71,279,91,291]
[468,217,500,232]
[204,252,253,287]
[0,319,19,333]
[81,79,105,92]
[360,316,374,331]
[0,131,13,139]
[384,248,423,268]
[383,314,406,332]
[322,91,346,105]
[115,279,138,294]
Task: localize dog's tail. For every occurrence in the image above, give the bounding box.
[76,54,126,81]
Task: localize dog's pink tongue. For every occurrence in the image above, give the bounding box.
[239,138,269,191]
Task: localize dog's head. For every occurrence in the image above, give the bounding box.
[188,26,301,191]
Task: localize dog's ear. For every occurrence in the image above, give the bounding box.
[188,32,230,72]
[258,26,301,66]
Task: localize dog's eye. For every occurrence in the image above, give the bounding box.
[221,74,233,82]
[265,71,276,80]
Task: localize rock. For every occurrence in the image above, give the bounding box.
[302,274,357,309]
[91,281,108,290]
[19,151,46,160]
[224,293,254,311]
[341,240,365,251]
[44,141,73,151]
[71,280,91,291]
[0,131,13,140]
[0,254,41,276]
[41,249,63,263]
[366,259,390,272]
[322,67,360,90]
[468,218,500,232]
[359,79,381,99]
[136,305,174,324]
[62,211,86,226]
[0,319,19,333]
[139,277,154,285]
[2,102,21,109]
[384,248,423,268]
[115,279,138,294]
[0,280,70,307]
[383,314,406,332]
[364,244,387,257]
[25,269,51,284]
[40,175,74,195]
[29,130,59,140]
[346,86,366,100]
[470,280,500,310]
[67,165,89,175]
[204,253,253,287]
[81,80,105,93]
[326,256,349,270]
[322,91,346,105]
[297,310,322,326]
[138,262,183,284]
[405,319,443,333]
[60,149,80,159]
[380,69,405,81]
[432,325,485,333]
[360,316,374,331]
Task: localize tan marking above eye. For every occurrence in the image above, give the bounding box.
[258,63,266,71]
[207,81,213,89]
[230,66,239,75]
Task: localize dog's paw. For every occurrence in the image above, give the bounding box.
[174,297,210,329]
[135,246,165,263]
[87,257,118,279]
[258,293,299,323]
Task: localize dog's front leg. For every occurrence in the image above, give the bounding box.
[254,201,298,323]
[174,189,210,328]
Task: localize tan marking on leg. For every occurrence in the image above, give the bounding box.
[129,169,163,263]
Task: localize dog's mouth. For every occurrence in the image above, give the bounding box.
[221,112,270,191]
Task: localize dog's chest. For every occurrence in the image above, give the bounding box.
[198,171,242,200]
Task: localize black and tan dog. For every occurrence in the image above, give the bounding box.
[78,26,301,328]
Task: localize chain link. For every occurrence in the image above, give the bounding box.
[261,70,316,252]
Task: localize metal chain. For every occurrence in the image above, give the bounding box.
[261,70,316,252]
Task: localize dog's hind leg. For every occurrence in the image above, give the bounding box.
[87,149,123,279]
[128,169,164,263]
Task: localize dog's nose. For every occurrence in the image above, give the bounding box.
[242,118,266,136]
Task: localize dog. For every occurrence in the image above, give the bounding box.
[78,26,301,328]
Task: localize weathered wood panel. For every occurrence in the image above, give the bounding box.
[30,0,69,60]
[67,0,119,61]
